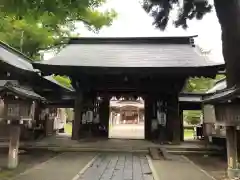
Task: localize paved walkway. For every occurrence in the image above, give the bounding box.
[7,152,220,180]
[151,154,216,180]
[13,152,96,180]
[77,153,154,180]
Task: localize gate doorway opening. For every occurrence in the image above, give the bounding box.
[108,96,145,139]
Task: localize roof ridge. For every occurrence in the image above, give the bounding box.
[2,81,44,100]
[214,85,237,94]
[0,40,34,63]
[0,41,38,72]
[4,80,31,91]
[68,36,198,45]
[215,77,226,84]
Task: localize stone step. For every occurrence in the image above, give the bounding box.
[167,149,224,155]
[20,146,150,153]
[163,145,223,152]
[149,147,164,160]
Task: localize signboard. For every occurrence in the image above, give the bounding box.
[157,111,166,126]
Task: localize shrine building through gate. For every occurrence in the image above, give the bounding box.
[33,36,224,143]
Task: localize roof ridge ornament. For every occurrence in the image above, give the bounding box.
[189,37,195,47]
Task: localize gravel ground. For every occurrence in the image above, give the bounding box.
[0,149,59,180]
[185,154,228,180]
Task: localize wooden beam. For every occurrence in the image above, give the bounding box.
[167,93,181,144]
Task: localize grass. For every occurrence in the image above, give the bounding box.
[64,123,72,134]
[0,170,14,180]
[184,129,194,139]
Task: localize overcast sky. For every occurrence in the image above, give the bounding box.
[45,0,224,63]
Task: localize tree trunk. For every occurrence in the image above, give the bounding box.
[214,0,240,87]
[214,2,240,178]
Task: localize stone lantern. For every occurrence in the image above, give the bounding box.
[0,81,44,169]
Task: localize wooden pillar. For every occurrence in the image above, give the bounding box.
[45,109,54,137]
[179,109,184,142]
[144,96,153,140]
[8,125,21,169]
[144,97,148,140]
[226,126,239,178]
[72,91,83,140]
[99,96,110,134]
[137,109,140,124]
[167,93,181,144]
[237,130,240,166]
[34,102,41,126]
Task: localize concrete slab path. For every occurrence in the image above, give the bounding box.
[151,154,216,180]
[12,152,96,180]
[8,152,220,180]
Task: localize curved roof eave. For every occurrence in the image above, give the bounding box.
[0,41,38,73]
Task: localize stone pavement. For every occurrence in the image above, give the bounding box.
[7,151,220,180]
[77,153,154,180]
[12,152,96,180]
[151,154,216,180]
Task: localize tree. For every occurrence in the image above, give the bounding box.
[0,14,57,60]
[184,110,202,125]
[53,75,72,88]
[0,0,117,60]
[143,0,237,88]
[184,77,214,93]
[183,74,225,93]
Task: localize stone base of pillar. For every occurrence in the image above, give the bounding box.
[8,126,20,169]
[172,140,181,145]
[228,168,240,179]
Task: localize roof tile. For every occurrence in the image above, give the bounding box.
[41,40,222,68]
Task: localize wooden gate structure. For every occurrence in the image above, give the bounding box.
[32,36,224,143]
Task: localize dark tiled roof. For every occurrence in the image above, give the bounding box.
[36,37,223,68]
[0,81,45,100]
[0,41,73,92]
[0,41,36,72]
[0,80,8,87]
[0,80,19,91]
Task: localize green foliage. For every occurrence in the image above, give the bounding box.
[184,77,215,93]
[53,75,72,88]
[184,74,226,93]
[183,75,226,124]
[65,109,74,122]
[0,15,56,60]
[184,110,202,125]
[0,0,117,60]
[142,0,212,30]
[215,74,226,81]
